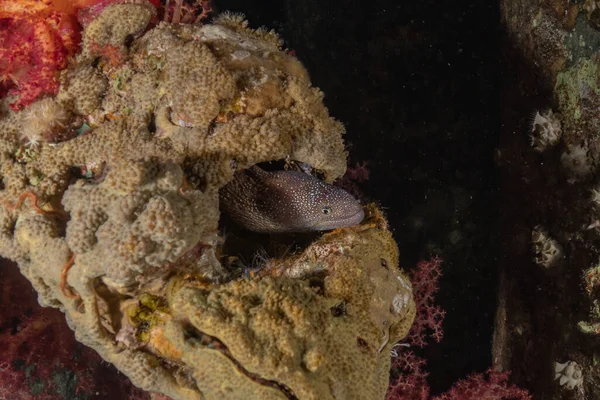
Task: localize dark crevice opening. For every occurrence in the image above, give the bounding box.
[182,321,299,399]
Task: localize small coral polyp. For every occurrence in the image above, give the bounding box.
[530,109,562,152]
[531,225,564,269]
[21,98,71,146]
[0,2,415,400]
[560,142,595,183]
[554,360,584,390]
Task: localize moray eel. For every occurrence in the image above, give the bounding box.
[219,166,365,233]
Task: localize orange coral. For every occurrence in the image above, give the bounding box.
[0,0,160,111]
[89,41,126,67]
[0,0,82,110]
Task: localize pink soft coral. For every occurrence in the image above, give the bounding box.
[386,257,531,400]
[432,368,532,400]
[0,259,152,400]
[334,160,371,201]
[387,350,430,400]
[405,256,445,347]
[387,257,444,400]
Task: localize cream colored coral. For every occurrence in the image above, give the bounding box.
[20,98,70,146]
[561,142,595,183]
[62,160,220,289]
[83,2,156,61]
[58,65,108,115]
[531,225,564,269]
[163,39,236,130]
[530,109,561,152]
[554,360,583,390]
[0,4,412,400]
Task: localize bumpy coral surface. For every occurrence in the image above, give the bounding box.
[0,2,414,399]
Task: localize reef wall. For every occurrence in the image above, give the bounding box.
[496,0,600,397]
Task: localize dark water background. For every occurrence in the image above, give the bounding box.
[216,0,500,394]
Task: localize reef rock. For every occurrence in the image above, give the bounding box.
[496,0,600,398]
[0,2,415,399]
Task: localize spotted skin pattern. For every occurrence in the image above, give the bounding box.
[220,166,365,233]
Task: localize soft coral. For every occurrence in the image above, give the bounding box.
[0,0,161,110]
[405,256,445,347]
[386,258,531,400]
[432,368,532,400]
[0,0,82,110]
[387,257,444,400]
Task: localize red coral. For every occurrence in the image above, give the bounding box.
[0,259,151,399]
[345,161,370,183]
[89,41,126,67]
[161,0,212,24]
[0,1,81,110]
[386,257,531,400]
[406,256,445,347]
[432,369,532,400]
[334,160,371,200]
[387,350,430,400]
[386,257,444,400]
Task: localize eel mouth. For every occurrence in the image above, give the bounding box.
[313,207,365,231]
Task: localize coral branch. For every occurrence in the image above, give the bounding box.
[335,160,371,200]
[432,368,531,400]
[406,256,445,347]
[387,350,430,400]
[386,257,530,400]
[387,257,444,400]
[162,0,212,24]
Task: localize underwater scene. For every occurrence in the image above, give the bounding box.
[1,0,597,399]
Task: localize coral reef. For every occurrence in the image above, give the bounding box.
[0,2,414,399]
[497,0,600,398]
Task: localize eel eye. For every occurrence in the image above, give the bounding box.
[322,206,332,215]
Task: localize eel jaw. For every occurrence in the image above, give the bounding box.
[312,207,365,231]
